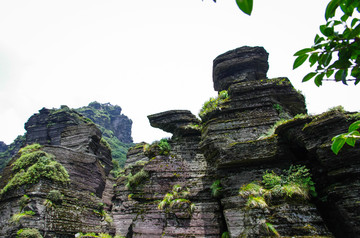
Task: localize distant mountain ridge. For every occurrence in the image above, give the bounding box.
[0,102,133,172]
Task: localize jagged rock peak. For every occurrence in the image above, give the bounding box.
[148,110,201,137]
[77,101,133,143]
[0,142,7,153]
[213,46,269,92]
[25,105,96,147]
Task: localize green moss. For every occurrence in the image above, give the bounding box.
[199,90,229,120]
[239,165,316,208]
[19,195,31,211]
[10,210,35,224]
[144,138,171,158]
[126,169,149,190]
[157,184,194,215]
[17,228,43,238]
[303,106,345,130]
[0,144,70,196]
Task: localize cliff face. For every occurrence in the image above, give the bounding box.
[111,47,359,238]
[76,102,134,167]
[76,101,133,144]
[0,46,359,238]
[0,106,114,237]
[0,136,25,173]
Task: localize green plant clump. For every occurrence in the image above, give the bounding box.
[10,210,35,224]
[199,90,229,120]
[0,144,70,196]
[239,165,317,209]
[17,228,43,238]
[158,184,195,215]
[75,233,124,238]
[221,231,230,238]
[19,195,31,212]
[44,190,64,208]
[210,180,223,198]
[144,138,171,157]
[93,203,113,224]
[125,169,149,190]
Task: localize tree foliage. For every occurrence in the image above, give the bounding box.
[210,0,253,15]
[294,0,360,86]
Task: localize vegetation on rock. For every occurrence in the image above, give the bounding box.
[10,210,35,224]
[0,144,70,196]
[210,179,223,198]
[158,184,195,215]
[0,135,25,172]
[239,165,316,209]
[76,102,134,168]
[44,190,64,208]
[16,228,43,238]
[199,90,229,120]
[125,169,149,190]
[75,232,122,238]
[93,203,113,224]
[144,138,171,157]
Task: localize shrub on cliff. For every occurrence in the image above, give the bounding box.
[239,165,316,208]
[199,90,229,121]
[144,138,171,158]
[158,184,195,215]
[125,169,149,190]
[0,144,70,196]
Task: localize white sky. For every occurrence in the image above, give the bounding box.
[0,0,359,145]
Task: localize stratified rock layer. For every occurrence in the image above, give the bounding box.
[148,110,201,137]
[213,46,269,91]
[1,46,359,238]
[0,106,113,237]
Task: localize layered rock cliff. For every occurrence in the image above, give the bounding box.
[0,106,114,237]
[0,46,359,238]
[76,102,134,167]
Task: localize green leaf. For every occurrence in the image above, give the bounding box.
[325,0,340,20]
[235,0,253,15]
[309,53,319,67]
[341,14,349,22]
[349,120,360,132]
[293,54,309,69]
[331,134,346,155]
[345,131,360,147]
[349,24,360,38]
[314,73,324,86]
[320,53,332,67]
[294,48,314,56]
[302,72,317,82]
[335,69,346,81]
[351,18,359,28]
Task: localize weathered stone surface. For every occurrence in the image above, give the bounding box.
[213,46,269,92]
[112,136,224,237]
[76,102,133,144]
[1,46,359,238]
[0,135,25,173]
[276,110,360,237]
[25,106,94,147]
[148,110,201,137]
[0,142,7,153]
[0,106,114,237]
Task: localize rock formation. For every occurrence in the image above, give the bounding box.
[0,46,359,238]
[0,106,114,237]
[0,142,7,153]
[76,102,133,144]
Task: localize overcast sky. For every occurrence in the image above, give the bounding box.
[0,0,359,145]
